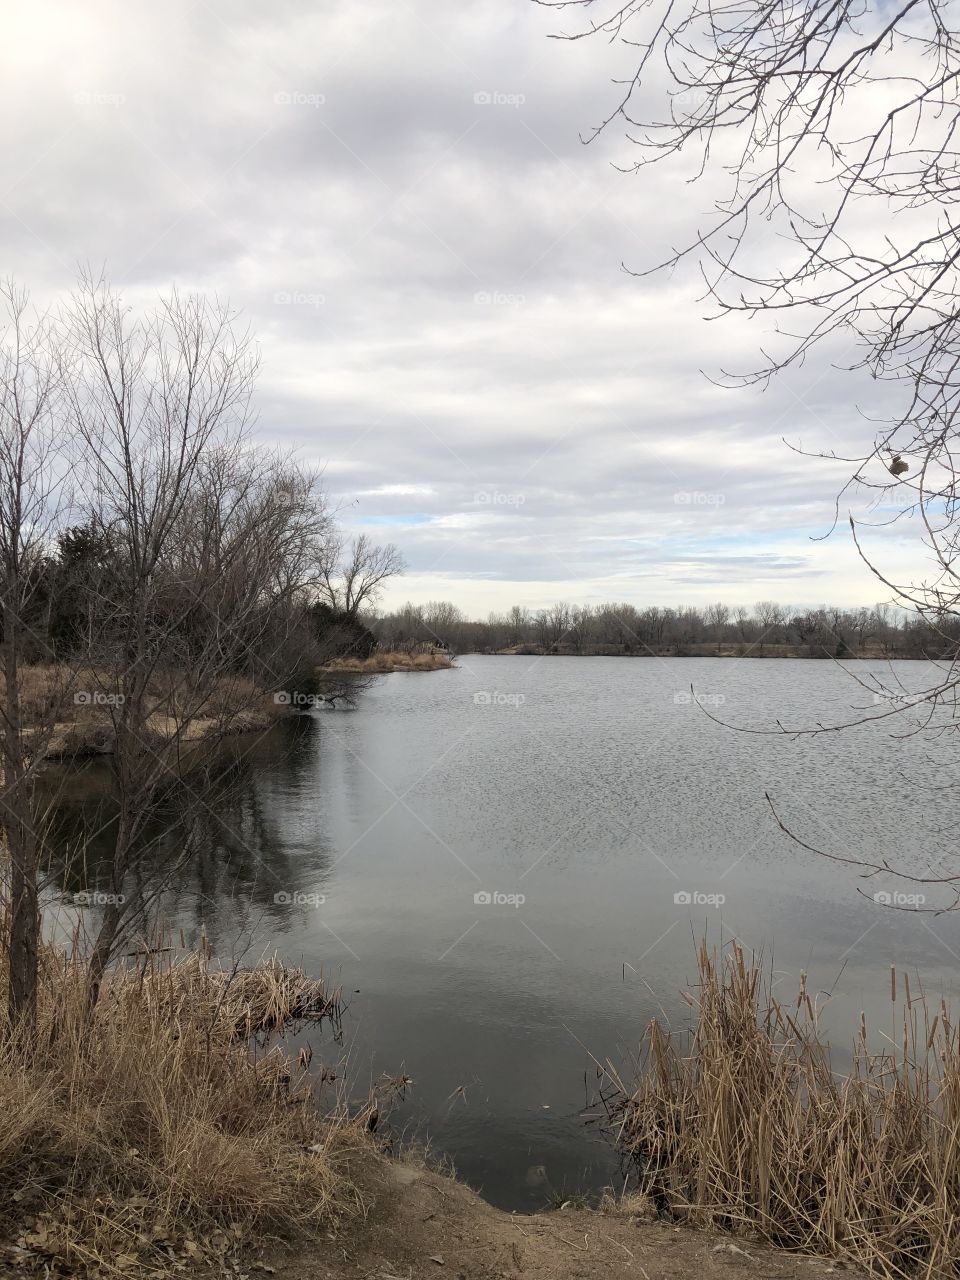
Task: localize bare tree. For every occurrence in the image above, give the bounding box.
[508,604,529,647]
[422,600,464,651]
[0,275,403,1029]
[547,601,571,650]
[705,601,729,654]
[319,532,404,620]
[61,276,332,1011]
[0,284,74,1031]
[753,601,785,653]
[568,603,593,653]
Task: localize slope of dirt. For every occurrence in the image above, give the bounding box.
[262,1159,864,1280]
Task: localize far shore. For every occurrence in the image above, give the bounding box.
[479,642,909,660]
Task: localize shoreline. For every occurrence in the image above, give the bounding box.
[30,652,456,761]
[2,939,927,1277]
[322,650,454,674]
[478,643,920,660]
[38,699,285,761]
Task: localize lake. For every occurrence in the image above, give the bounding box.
[51,655,960,1209]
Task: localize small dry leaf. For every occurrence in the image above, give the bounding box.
[713,1242,753,1259]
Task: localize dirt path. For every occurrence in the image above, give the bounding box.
[265,1161,862,1280]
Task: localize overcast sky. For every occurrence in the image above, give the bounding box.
[1,0,925,615]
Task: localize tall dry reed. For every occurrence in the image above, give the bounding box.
[601,943,960,1278]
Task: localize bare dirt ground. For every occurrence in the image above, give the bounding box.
[260,1160,864,1280]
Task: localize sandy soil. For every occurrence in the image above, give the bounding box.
[259,1160,864,1280]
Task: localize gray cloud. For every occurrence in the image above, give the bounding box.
[0,0,920,611]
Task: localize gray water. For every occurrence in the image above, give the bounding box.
[52,655,960,1208]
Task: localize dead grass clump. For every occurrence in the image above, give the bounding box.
[17,664,73,723]
[602,943,960,1278]
[408,652,450,670]
[322,651,453,674]
[0,942,369,1276]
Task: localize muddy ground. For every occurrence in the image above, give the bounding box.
[259,1160,864,1280]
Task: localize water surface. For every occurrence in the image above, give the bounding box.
[53,655,960,1207]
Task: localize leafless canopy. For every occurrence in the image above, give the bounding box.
[319,532,404,619]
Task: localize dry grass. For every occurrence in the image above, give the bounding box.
[323,651,453,674]
[601,943,960,1278]
[13,663,281,758]
[0,938,376,1276]
[16,664,75,723]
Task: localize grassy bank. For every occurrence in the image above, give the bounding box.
[17,664,285,759]
[600,943,960,1278]
[0,939,379,1276]
[322,650,453,674]
[0,934,876,1280]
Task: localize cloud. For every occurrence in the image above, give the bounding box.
[0,0,920,613]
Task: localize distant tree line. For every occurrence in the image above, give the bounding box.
[371,599,955,659]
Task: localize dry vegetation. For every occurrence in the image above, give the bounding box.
[600,943,960,1279]
[0,936,378,1276]
[16,664,282,759]
[322,651,453,674]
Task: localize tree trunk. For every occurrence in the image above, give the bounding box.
[3,596,39,1036]
[84,897,123,1021]
[7,818,39,1033]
